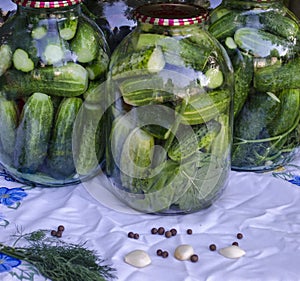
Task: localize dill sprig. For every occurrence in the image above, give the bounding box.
[0,229,117,281]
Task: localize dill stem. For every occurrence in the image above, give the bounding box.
[0,243,28,261]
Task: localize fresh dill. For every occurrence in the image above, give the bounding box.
[0,229,117,281]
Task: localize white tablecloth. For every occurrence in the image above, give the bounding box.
[1,158,300,281]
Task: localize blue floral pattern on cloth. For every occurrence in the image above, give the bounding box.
[272,162,300,187]
[0,167,30,276]
[0,169,17,182]
[0,253,21,273]
[0,187,27,207]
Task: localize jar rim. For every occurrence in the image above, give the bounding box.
[13,0,82,8]
[134,3,209,26]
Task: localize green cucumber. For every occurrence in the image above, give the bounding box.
[46,97,83,179]
[233,52,253,117]
[165,38,211,71]
[234,91,281,140]
[254,58,300,92]
[71,21,100,63]
[204,68,224,89]
[85,48,109,81]
[231,87,299,168]
[107,114,137,176]
[14,92,54,173]
[211,114,231,162]
[208,12,246,41]
[178,90,231,125]
[83,81,100,101]
[234,27,293,58]
[267,88,300,136]
[58,16,78,41]
[118,75,174,106]
[225,37,237,50]
[43,43,65,65]
[0,63,89,99]
[168,120,221,162]
[136,34,211,71]
[0,44,12,77]
[73,102,104,175]
[30,17,48,40]
[31,24,48,40]
[135,33,166,50]
[111,46,165,80]
[0,97,19,157]
[120,127,154,185]
[12,48,35,72]
[259,11,299,39]
[140,104,176,140]
[209,7,231,24]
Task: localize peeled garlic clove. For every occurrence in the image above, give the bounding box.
[219,245,246,259]
[124,250,151,268]
[174,244,194,261]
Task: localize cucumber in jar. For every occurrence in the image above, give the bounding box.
[14,92,54,173]
[0,63,89,99]
[46,97,83,179]
[0,97,19,158]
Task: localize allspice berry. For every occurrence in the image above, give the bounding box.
[190,254,199,262]
[209,244,217,251]
[157,227,165,235]
[57,225,65,232]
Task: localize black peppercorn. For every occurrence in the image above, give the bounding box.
[190,254,198,262]
[237,233,243,239]
[151,228,158,234]
[156,249,163,256]
[209,244,217,251]
[162,251,169,258]
[157,227,165,235]
[57,225,65,232]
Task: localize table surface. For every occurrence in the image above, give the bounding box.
[1,152,300,281]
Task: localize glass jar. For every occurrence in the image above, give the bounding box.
[208,0,300,171]
[0,0,110,186]
[105,3,234,214]
[82,0,211,51]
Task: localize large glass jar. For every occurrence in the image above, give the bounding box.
[0,0,110,186]
[82,0,211,51]
[105,3,234,214]
[208,0,300,171]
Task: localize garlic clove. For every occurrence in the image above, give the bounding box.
[124,249,151,268]
[219,245,246,259]
[174,244,194,261]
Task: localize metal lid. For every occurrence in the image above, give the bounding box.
[134,3,209,26]
[13,0,82,8]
